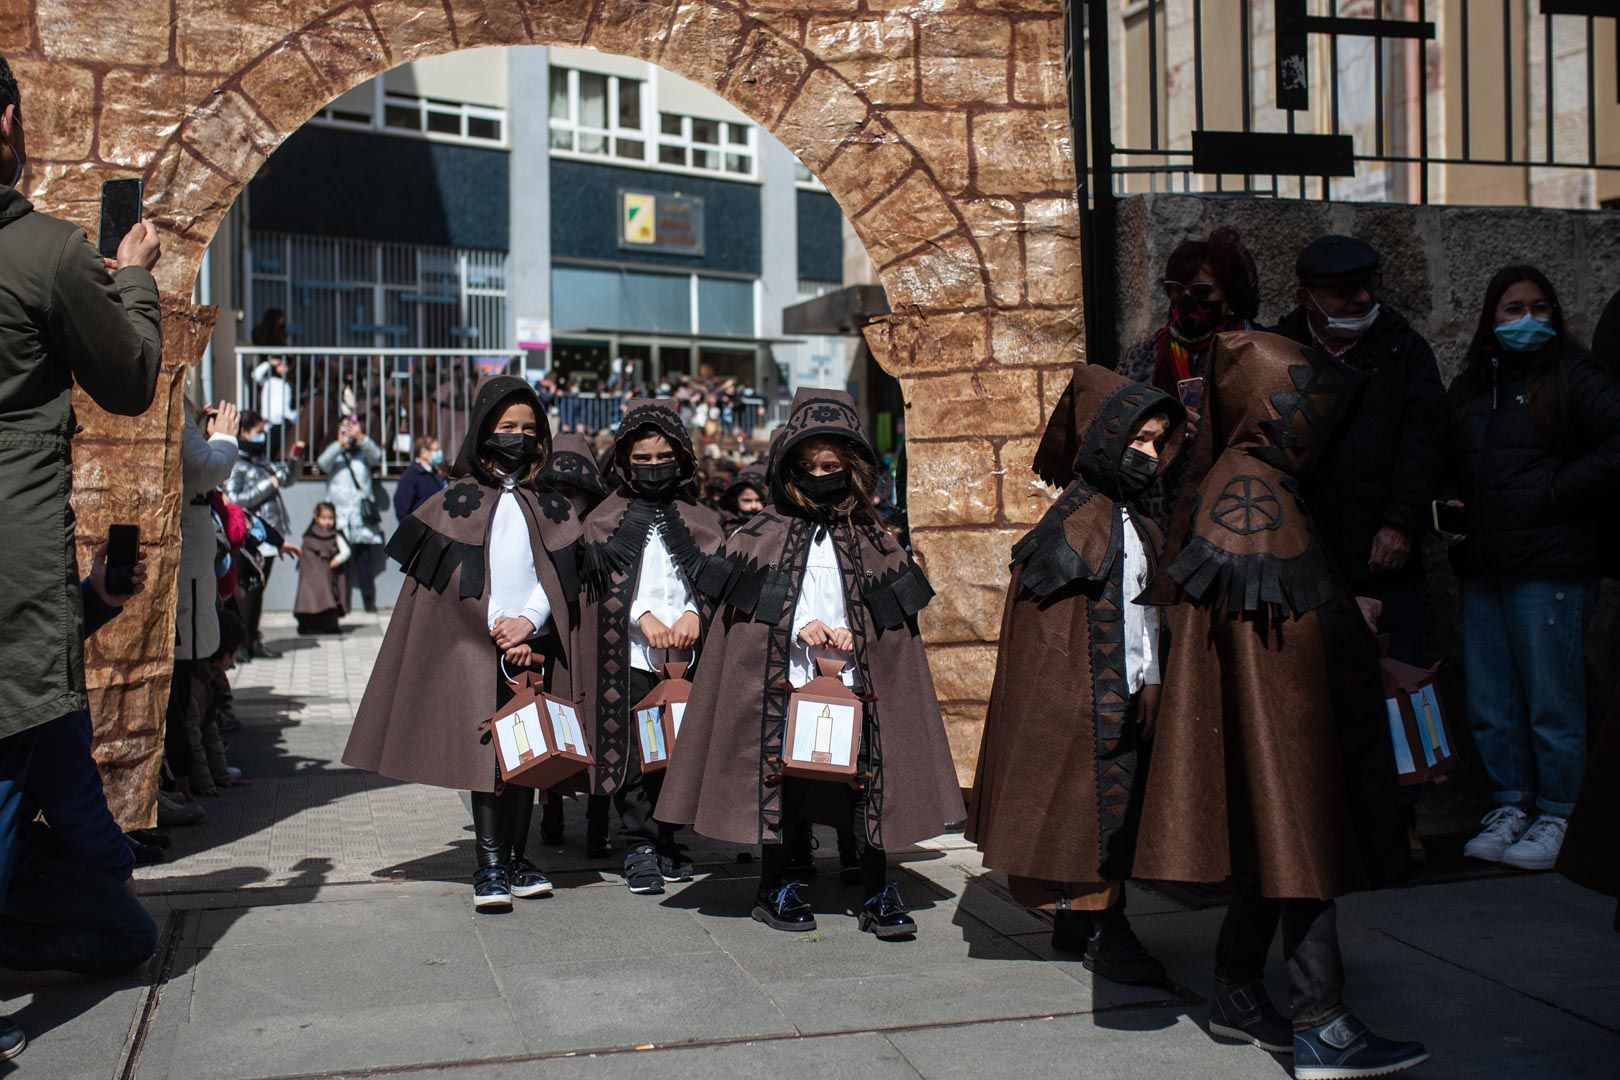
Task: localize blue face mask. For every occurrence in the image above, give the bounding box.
[429,449,444,466]
[1494,314,1557,353]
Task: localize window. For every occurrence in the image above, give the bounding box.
[548,68,647,161]
[657,113,756,177]
[794,158,827,190]
[697,277,755,336]
[315,86,506,147]
[550,265,758,339]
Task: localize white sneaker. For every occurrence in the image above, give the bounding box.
[1462,806,1527,863]
[1500,815,1567,870]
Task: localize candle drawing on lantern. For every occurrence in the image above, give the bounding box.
[811,704,835,764]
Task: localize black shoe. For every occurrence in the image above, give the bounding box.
[624,845,665,895]
[473,865,513,912]
[507,858,554,899]
[1209,979,1293,1055]
[786,823,818,879]
[364,604,380,614]
[1082,914,1166,985]
[658,844,695,882]
[539,801,565,846]
[836,829,861,885]
[249,639,279,660]
[859,882,917,940]
[0,1016,24,1061]
[1051,908,1094,955]
[125,834,165,865]
[128,827,171,850]
[235,646,253,665]
[1294,1012,1429,1079]
[752,882,816,932]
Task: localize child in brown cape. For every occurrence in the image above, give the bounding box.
[1133,332,1428,1075]
[578,400,725,895]
[292,502,349,635]
[968,364,1185,983]
[343,376,583,914]
[658,389,963,940]
[718,465,768,536]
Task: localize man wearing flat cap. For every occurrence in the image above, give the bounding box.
[1274,236,1447,713]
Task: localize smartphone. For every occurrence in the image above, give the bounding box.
[106,523,140,596]
[1176,376,1206,411]
[1431,500,1467,535]
[97,178,144,260]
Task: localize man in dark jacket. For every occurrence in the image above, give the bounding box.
[1273,236,1448,668]
[0,57,164,1060]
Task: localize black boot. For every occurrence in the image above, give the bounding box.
[859,882,917,940]
[1083,900,1166,985]
[539,792,565,846]
[1051,908,1094,955]
[585,794,612,858]
[752,881,816,932]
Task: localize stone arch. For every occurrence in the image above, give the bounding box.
[16,0,1082,813]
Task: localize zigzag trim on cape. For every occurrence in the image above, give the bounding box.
[1167,534,1339,617]
[1009,483,1122,600]
[386,515,484,600]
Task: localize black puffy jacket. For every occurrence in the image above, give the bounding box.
[1274,305,1449,591]
[1445,346,1620,579]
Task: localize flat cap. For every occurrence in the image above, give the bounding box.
[1296,234,1381,281]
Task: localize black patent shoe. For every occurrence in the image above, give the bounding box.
[752,882,816,932]
[837,829,861,884]
[507,858,554,899]
[473,865,513,912]
[1209,979,1293,1055]
[859,882,917,940]
[1083,914,1166,985]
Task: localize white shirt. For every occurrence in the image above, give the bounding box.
[628,524,697,673]
[789,528,856,689]
[487,481,552,636]
[1121,508,1161,695]
[252,361,298,425]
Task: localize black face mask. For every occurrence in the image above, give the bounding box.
[1116,448,1159,498]
[631,460,682,497]
[1167,292,1226,344]
[797,469,851,506]
[484,433,541,474]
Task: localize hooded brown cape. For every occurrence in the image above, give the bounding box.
[720,465,768,535]
[580,399,726,795]
[1559,700,1620,931]
[656,389,965,849]
[967,365,1187,902]
[342,376,584,794]
[539,432,610,520]
[1132,331,1408,900]
[293,526,347,617]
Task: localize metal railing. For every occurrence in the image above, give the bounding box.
[235,347,524,477]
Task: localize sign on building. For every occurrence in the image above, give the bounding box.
[618,190,705,256]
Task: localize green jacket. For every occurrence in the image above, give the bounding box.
[0,185,163,740]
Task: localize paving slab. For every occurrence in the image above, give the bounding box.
[0,972,144,1080]
[543,1032,922,1080]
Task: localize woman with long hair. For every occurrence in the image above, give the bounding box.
[1445,266,1620,871]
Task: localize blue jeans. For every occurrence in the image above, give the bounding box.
[1,823,156,975]
[1461,577,1597,816]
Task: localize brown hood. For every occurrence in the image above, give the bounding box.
[1032,364,1187,497]
[767,388,876,509]
[540,432,608,497]
[609,398,698,493]
[451,375,551,484]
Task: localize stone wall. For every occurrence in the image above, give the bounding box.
[12,0,1084,817]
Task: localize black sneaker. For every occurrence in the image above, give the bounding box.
[1082,913,1166,985]
[1294,1012,1428,1079]
[1209,979,1293,1055]
[125,834,165,866]
[836,828,861,885]
[539,801,565,847]
[624,845,665,895]
[752,882,816,932]
[1051,908,1094,955]
[249,639,280,660]
[787,823,818,879]
[859,882,918,940]
[128,827,171,850]
[0,1016,25,1061]
[473,865,513,913]
[658,844,695,882]
[507,858,554,899]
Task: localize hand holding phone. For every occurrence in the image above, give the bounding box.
[98,179,149,263]
[1432,499,1467,540]
[104,524,140,596]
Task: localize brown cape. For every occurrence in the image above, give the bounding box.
[342,377,584,794]
[540,432,610,520]
[1559,696,1620,931]
[967,365,1187,902]
[580,399,726,795]
[657,388,965,849]
[1132,331,1409,900]
[720,465,768,535]
[293,527,347,617]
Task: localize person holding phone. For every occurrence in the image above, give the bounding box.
[317,415,386,613]
[0,56,165,1063]
[1442,266,1620,872]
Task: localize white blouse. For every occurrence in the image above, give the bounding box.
[487,481,552,637]
[1121,508,1161,694]
[789,528,856,689]
[628,523,698,673]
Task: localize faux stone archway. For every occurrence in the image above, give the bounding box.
[12,0,1082,821]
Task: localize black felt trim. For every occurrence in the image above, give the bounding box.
[548,539,581,601]
[386,515,486,598]
[581,500,659,596]
[1010,483,1121,600]
[1167,534,1338,617]
[458,544,485,601]
[861,560,935,630]
[385,515,430,569]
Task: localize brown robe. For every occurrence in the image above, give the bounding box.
[719,465,768,535]
[342,377,583,794]
[579,399,726,796]
[539,432,610,520]
[967,365,1187,908]
[1559,698,1620,931]
[293,527,347,618]
[657,388,965,849]
[1133,331,1409,900]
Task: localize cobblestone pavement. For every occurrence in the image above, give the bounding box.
[2,613,1617,1080]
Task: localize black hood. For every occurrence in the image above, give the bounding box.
[767,388,876,509]
[539,432,609,496]
[610,398,698,495]
[452,375,551,483]
[1031,364,1186,498]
